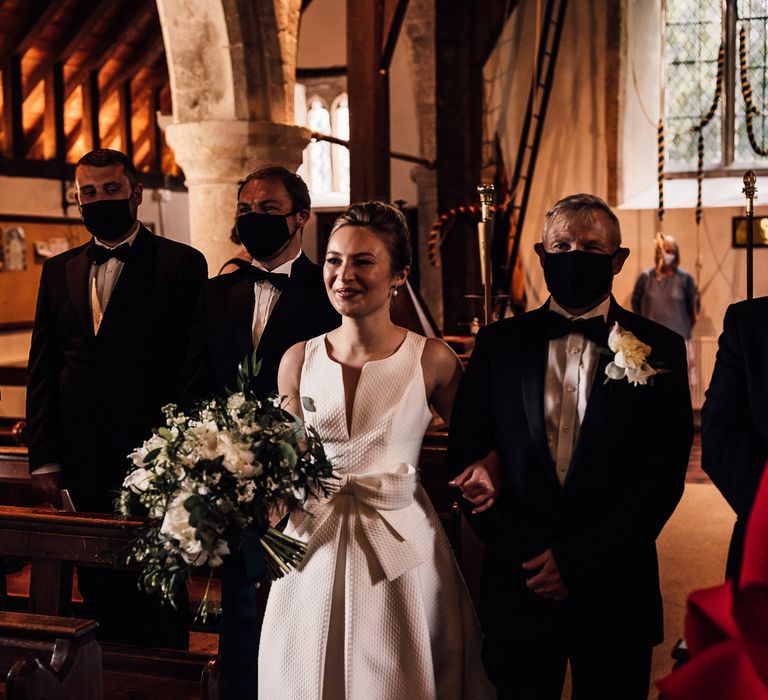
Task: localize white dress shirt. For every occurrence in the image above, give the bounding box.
[90,222,141,334]
[544,297,610,485]
[251,251,301,349]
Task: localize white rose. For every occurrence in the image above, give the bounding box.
[608,324,652,368]
[160,491,198,559]
[216,432,262,478]
[123,467,153,494]
[605,323,658,386]
[129,445,149,468]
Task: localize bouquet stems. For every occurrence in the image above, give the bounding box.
[260,527,308,580]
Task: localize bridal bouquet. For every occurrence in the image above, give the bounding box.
[117,354,335,609]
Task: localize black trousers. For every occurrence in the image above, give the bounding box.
[218,532,269,700]
[484,637,653,700]
[77,566,189,649]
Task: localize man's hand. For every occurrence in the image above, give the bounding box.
[30,472,63,508]
[449,450,502,514]
[522,548,570,601]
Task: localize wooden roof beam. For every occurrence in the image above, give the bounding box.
[0,0,58,63]
[99,32,165,100]
[22,0,106,100]
[63,0,153,100]
[380,0,410,72]
[56,0,111,64]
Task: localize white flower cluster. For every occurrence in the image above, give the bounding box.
[604,323,659,386]
[119,386,334,608]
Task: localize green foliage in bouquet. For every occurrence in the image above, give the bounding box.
[118,352,335,610]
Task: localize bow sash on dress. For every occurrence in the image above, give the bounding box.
[292,463,426,581]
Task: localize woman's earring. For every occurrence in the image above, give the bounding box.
[392,286,399,297]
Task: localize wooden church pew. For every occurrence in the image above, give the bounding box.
[0,611,102,700]
[0,502,216,699]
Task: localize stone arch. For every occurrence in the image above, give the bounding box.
[155,0,310,270]
[157,0,300,123]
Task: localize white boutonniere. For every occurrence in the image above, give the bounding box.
[604,323,661,386]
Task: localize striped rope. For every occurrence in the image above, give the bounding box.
[427,205,490,267]
[657,119,665,226]
[692,43,725,133]
[696,130,705,225]
[739,26,768,157]
[691,42,725,226]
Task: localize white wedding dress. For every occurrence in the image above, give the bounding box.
[259,331,495,699]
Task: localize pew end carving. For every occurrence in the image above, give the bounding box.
[0,612,102,700]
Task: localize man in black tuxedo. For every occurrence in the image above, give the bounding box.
[702,296,768,579]
[183,166,339,699]
[26,148,207,647]
[448,194,692,699]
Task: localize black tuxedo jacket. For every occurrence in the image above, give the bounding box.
[183,252,340,402]
[26,226,208,512]
[702,296,768,576]
[448,299,692,647]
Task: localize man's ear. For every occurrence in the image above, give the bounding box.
[534,241,546,268]
[133,183,144,207]
[612,246,630,275]
[295,209,310,228]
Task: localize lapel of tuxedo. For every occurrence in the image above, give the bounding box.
[520,304,558,483]
[227,274,256,362]
[96,226,154,339]
[566,298,619,478]
[258,254,314,354]
[65,243,95,341]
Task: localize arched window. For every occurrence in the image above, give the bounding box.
[331,93,350,194]
[307,97,333,194]
[295,83,351,205]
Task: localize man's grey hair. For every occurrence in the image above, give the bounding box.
[542,193,622,247]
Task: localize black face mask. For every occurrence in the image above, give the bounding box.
[236,211,298,260]
[543,250,615,310]
[81,198,136,242]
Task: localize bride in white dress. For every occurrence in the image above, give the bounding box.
[259,201,498,699]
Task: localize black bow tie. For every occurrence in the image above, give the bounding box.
[546,311,607,346]
[90,243,131,265]
[242,266,290,290]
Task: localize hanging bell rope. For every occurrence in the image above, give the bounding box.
[691,42,725,225]
[657,119,665,228]
[739,26,768,157]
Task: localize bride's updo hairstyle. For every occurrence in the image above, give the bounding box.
[330,201,412,273]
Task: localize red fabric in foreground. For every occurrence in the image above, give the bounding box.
[658,463,768,699]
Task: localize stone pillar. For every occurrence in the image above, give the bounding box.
[411,165,443,329]
[404,0,444,329]
[156,0,305,273]
[164,120,309,273]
